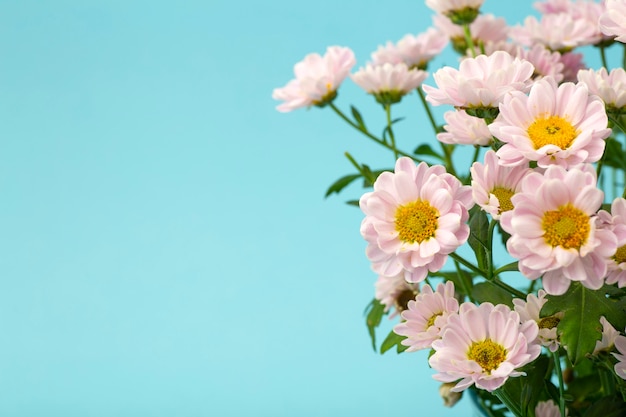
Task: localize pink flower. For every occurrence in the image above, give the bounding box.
[375,273,419,318]
[371,28,448,69]
[491,77,611,168]
[517,44,564,82]
[423,51,534,110]
[351,63,428,104]
[535,399,568,417]
[594,316,621,354]
[433,14,509,56]
[510,13,598,51]
[500,165,617,295]
[394,281,459,351]
[534,0,572,14]
[272,46,356,112]
[425,0,485,15]
[600,0,626,43]
[597,198,626,288]
[577,67,626,112]
[429,302,541,392]
[559,52,586,83]
[359,158,474,283]
[513,290,561,352]
[437,110,493,146]
[470,150,531,220]
[613,333,626,379]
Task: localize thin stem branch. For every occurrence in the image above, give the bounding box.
[449,252,485,277]
[552,350,567,417]
[385,104,399,160]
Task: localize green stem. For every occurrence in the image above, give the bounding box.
[600,365,616,396]
[416,88,440,136]
[552,350,567,417]
[494,388,523,417]
[329,103,418,160]
[449,252,485,277]
[385,104,399,160]
[463,23,477,57]
[486,219,497,281]
[453,260,475,303]
[493,262,519,277]
[609,113,626,136]
[492,279,526,299]
[599,44,609,70]
[344,152,376,184]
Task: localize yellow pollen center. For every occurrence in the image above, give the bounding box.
[467,339,507,374]
[538,316,560,329]
[394,200,439,244]
[527,115,578,150]
[426,312,443,328]
[491,187,515,213]
[542,204,590,249]
[613,245,626,264]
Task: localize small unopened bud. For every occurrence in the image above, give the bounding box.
[439,382,463,407]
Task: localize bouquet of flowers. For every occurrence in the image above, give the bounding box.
[272,1,626,416]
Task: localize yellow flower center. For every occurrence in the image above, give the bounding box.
[395,200,439,244]
[491,187,515,213]
[538,316,560,329]
[613,245,626,264]
[467,339,508,374]
[542,204,590,249]
[527,115,578,150]
[426,312,443,328]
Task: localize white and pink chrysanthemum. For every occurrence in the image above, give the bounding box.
[510,13,598,51]
[535,399,568,417]
[500,165,617,295]
[433,13,509,56]
[351,63,428,104]
[594,316,621,354]
[613,333,626,379]
[437,110,493,146]
[470,150,531,220]
[518,44,565,82]
[429,302,541,392]
[394,281,459,351]
[359,157,474,283]
[272,46,356,112]
[491,77,611,168]
[375,273,419,318]
[578,67,626,112]
[598,198,626,288]
[371,28,448,69]
[600,0,626,43]
[423,51,534,111]
[513,290,561,352]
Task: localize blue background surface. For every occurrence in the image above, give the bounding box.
[0,1,538,416]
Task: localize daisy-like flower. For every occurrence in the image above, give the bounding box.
[470,150,531,220]
[374,273,419,318]
[437,110,493,146]
[491,76,611,168]
[423,51,534,117]
[517,44,564,82]
[535,399,568,417]
[394,281,459,351]
[598,198,626,288]
[351,63,428,105]
[578,67,626,114]
[510,13,598,52]
[594,316,621,354]
[600,0,626,43]
[371,28,448,70]
[425,0,485,25]
[513,290,561,352]
[613,333,626,379]
[500,165,618,295]
[432,13,509,56]
[559,51,586,83]
[272,46,356,112]
[429,302,541,392]
[534,0,572,14]
[359,157,474,283]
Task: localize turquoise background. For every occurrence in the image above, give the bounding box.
[0,1,542,416]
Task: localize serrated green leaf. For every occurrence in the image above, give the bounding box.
[468,207,490,271]
[601,137,626,171]
[325,174,362,198]
[364,299,386,351]
[351,105,367,131]
[413,143,444,160]
[380,329,407,354]
[472,281,514,308]
[541,283,626,365]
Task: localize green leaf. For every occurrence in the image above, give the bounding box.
[345,200,360,207]
[583,395,626,417]
[364,299,386,351]
[351,105,367,131]
[468,206,490,271]
[381,117,405,142]
[380,329,408,354]
[472,281,514,308]
[601,137,626,171]
[541,283,626,365]
[324,174,362,198]
[413,143,444,161]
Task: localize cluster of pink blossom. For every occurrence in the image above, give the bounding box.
[273,0,626,413]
